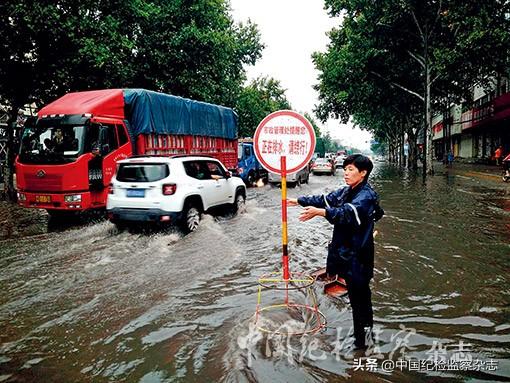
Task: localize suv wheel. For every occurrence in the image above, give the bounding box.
[233,191,246,214]
[181,203,201,233]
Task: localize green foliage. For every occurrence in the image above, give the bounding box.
[235,76,291,137]
[0,0,264,109]
[0,0,142,107]
[131,0,264,107]
[314,0,510,166]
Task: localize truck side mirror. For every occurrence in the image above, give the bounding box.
[98,126,109,155]
[225,171,232,178]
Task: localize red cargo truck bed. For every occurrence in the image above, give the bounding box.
[136,134,238,170]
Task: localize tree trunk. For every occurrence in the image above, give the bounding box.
[424,62,434,177]
[407,128,418,170]
[394,140,399,166]
[400,131,405,168]
[398,137,402,166]
[2,105,19,201]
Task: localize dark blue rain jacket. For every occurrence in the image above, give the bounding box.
[297,182,383,282]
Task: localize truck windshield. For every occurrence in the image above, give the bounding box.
[238,144,251,160]
[116,163,170,182]
[19,124,86,164]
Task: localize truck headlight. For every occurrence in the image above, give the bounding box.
[17,192,26,201]
[64,194,82,203]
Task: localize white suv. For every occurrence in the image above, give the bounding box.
[106,156,246,232]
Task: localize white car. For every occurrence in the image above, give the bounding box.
[335,155,346,168]
[311,158,336,175]
[268,166,309,187]
[107,155,246,232]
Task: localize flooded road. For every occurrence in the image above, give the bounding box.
[1,162,509,382]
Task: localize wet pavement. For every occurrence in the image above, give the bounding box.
[1,161,509,382]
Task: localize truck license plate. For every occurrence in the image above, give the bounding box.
[126,189,145,198]
[35,195,51,203]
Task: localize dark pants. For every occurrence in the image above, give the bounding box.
[329,252,373,347]
[345,275,373,346]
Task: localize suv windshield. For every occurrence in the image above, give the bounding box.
[117,163,170,182]
[19,123,86,164]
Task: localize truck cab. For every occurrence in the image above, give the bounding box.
[16,114,132,215]
[237,140,267,186]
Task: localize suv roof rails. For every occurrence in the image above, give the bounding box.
[168,154,218,159]
[128,154,168,158]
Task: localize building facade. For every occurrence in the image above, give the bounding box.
[432,77,510,162]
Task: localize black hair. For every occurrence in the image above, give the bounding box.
[343,154,374,181]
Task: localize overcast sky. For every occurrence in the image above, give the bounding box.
[229,0,372,151]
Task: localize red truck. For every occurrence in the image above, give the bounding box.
[15,89,238,216]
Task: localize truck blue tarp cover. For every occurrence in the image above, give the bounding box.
[123,89,237,139]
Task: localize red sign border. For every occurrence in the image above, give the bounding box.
[253,110,316,174]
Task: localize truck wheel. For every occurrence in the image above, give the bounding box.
[113,221,127,231]
[181,203,201,233]
[46,210,77,220]
[232,191,246,214]
[247,171,255,186]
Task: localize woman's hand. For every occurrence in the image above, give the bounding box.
[287,198,299,206]
[299,206,326,221]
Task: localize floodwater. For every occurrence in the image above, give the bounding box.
[1,162,509,382]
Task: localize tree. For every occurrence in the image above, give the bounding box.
[313,9,423,168]
[314,0,510,177]
[0,0,263,200]
[129,0,263,107]
[0,0,143,199]
[235,76,291,137]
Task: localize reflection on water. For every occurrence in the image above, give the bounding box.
[1,163,509,382]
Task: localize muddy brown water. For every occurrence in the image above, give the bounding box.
[1,162,509,382]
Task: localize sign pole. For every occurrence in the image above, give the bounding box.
[253,110,316,283]
[281,156,290,281]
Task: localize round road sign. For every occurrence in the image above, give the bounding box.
[253,110,316,174]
